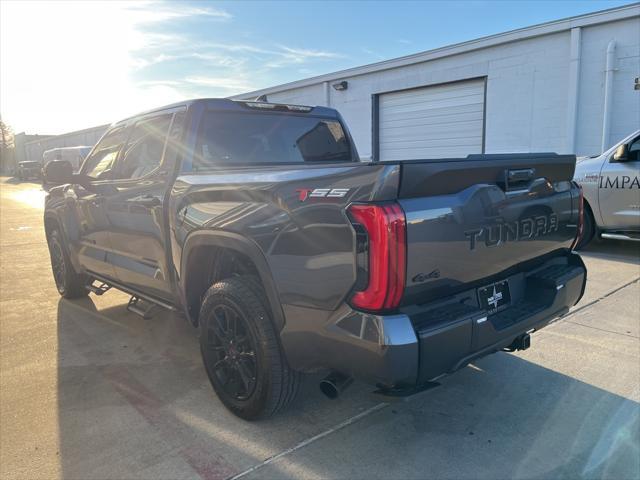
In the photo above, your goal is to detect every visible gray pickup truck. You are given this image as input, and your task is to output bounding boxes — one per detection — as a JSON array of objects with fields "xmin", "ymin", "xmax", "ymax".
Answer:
[{"xmin": 43, "ymin": 99, "xmax": 587, "ymax": 419}]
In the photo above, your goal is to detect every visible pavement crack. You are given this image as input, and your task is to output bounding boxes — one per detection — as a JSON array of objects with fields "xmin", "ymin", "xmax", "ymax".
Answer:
[
  {"xmin": 554, "ymin": 276, "xmax": 640, "ymax": 338},
  {"xmin": 564, "ymin": 277, "xmax": 640, "ymax": 319},
  {"xmin": 562, "ymin": 320, "xmax": 639, "ymax": 338}
]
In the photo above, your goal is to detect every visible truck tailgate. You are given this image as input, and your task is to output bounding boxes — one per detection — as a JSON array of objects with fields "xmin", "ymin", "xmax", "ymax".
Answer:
[{"xmin": 397, "ymin": 154, "xmax": 579, "ymax": 305}]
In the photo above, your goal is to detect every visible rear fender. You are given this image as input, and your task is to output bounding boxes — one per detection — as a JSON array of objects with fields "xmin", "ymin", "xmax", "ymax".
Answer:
[{"xmin": 180, "ymin": 230, "xmax": 285, "ymax": 330}]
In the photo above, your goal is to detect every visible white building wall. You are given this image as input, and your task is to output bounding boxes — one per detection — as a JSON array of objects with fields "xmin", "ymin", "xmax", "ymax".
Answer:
[
  {"xmin": 24, "ymin": 124, "xmax": 108, "ymax": 163},
  {"xmin": 484, "ymin": 31, "xmax": 570, "ymax": 154},
  {"xmin": 577, "ymin": 17, "xmax": 640, "ymax": 155},
  {"xmin": 256, "ymin": 14, "xmax": 639, "ymax": 159}
]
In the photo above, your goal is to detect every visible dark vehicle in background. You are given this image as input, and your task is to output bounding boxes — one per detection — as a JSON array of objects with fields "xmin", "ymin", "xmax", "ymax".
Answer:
[
  {"xmin": 43, "ymin": 99, "xmax": 587, "ymax": 420},
  {"xmin": 17, "ymin": 161, "xmax": 42, "ymax": 181}
]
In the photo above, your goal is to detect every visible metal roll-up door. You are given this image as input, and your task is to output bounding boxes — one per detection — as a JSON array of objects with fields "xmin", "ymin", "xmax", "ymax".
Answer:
[{"xmin": 378, "ymin": 78, "xmax": 485, "ymax": 161}]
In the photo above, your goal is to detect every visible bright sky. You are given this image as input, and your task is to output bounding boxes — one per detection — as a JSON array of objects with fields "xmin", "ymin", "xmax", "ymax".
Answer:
[{"xmin": 0, "ymin": 0, "xmax": 632, "ymax": 135}]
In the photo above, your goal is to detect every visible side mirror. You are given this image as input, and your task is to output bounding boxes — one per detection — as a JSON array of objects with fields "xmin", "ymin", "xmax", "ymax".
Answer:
[
  {"xmin": 613, "ymin": 144, "xmax": 629, "ymax": 162},
  {"xmin": 44, "ymin": 160, "xmax": 74, "ymax": 185}
]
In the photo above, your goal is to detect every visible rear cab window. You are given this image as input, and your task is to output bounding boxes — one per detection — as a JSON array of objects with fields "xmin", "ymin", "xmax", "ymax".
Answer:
[{"xmin": 193, "ymin": 109, "xmax": 355, "ymax": 170}]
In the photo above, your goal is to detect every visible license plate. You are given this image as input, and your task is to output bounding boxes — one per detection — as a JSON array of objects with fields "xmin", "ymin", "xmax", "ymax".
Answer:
[{"xmin": 478, "ymin": 280, "xmax": 511, "ymax": 314}]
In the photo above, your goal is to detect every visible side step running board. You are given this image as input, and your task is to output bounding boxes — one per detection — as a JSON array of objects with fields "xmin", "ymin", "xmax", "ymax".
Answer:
[
  {"xmin": 86, "ymin": 282, "xmax": 111, "ymax": 296},
  {"xmin": 127, "ymin": 296, "xmax": 156, "ymax": 319},
  {"xmin": 85, "ymin": 272, "xmax": 179, "ymax": 319},
  {"xmin": 601, "ymin": 233, "xmax": 640, "ymax": 242}
]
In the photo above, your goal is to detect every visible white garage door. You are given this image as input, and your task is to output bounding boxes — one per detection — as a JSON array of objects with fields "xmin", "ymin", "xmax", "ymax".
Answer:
[{"xmin": 378, "ymin": 79, "xmax": 485, "ymax": 161}]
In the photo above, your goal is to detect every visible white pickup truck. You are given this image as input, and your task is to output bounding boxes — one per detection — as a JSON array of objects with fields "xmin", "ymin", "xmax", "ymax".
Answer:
[{"xmin": 574, "ymin": 130, "xmax": 640, "ymax": 248}]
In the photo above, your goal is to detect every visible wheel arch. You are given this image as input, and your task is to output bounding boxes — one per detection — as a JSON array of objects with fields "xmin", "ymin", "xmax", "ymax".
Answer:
[
  {"xmin": 181, "ymin": 230, "xmax": 285, "ymax": 330},
  {"xmin": 583, "ymin": 197, "xmax": 599, "ymax": 235},
  {"xmin": 583, "ymin": 197, "xmax": 596, "ymax": 225}
]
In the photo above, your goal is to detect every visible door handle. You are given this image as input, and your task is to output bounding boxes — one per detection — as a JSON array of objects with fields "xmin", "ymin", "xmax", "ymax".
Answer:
[
  {"xmin": 504, "ymin": 168, "xmax": 536, "ymax": 191},
  {"xmin": 507, "ymin": 168, "xmax": 535, "ymax": 182}
]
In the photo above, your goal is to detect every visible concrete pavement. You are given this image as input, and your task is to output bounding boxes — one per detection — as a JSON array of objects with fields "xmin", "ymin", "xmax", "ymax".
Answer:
[{"xmin": 1, "ymin": 177, "xmax": 638, "ymax": 480}]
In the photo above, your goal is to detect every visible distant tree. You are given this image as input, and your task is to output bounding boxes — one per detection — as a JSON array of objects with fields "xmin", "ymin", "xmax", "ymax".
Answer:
[
  {"xmin": 0, "ymin": 119, "xmax": 15, "ymax": 173},
  {"xmin": 0, "ymin": 120, "xmax": 14, "ymax": 149}
]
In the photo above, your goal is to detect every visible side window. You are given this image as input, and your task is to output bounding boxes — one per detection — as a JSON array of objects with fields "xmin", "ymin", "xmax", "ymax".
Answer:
[
  {"xmin": 82, "ymin": 127, "xmax": 128, "ymax": 179},
  {"xmin": 163, "ymin": 111, "xmax": 186, "ymax": 171},
  {"xmin": 628, "ymin": 137, "xmax": 640, "ymax": 162},
  {"xmin": 115, "ymin": 113, "xmax": 173, "ymax": 180}
]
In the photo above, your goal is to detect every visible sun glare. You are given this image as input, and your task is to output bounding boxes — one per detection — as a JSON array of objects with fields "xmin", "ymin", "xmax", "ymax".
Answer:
[{"xmin": 0, "ymin": 1, "xmax": 184, "ymax": 135}]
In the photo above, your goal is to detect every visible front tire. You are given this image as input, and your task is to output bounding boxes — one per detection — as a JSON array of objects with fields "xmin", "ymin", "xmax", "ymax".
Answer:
[
  {"xmin": 199, "ymin": 276, "xmax": 300, "ymax": 420},
  {"xmin": 47, "ymin": 229, "xmax": 89, "ymax": 298},
  {"xmin": 576, "ymin": 205, "xmax": 596, "ymax": 250}
]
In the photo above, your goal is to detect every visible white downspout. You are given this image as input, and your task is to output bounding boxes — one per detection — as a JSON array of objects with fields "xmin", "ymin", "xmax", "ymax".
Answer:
[
  {"xmin": 323, "ymin": 81, "xmax": 330, "ymax": 107},
  {"xmin": 566, "ymin": 27, "xmax": 581, "ymax": 154},
  {"xmin": 601, "ymin": 40, "xmax": 616, "ymax": 152}
]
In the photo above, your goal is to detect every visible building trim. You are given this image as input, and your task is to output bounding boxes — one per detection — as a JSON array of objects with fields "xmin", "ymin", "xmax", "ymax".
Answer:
[{"xmin": 232, "ymin": 4, "xmax": 639, "ymax": 100}]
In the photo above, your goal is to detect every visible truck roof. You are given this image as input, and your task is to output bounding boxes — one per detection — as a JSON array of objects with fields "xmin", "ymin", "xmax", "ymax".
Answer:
[{"xmin": 114, "ymin": 98, "xmax": 339, "ymax": 126}]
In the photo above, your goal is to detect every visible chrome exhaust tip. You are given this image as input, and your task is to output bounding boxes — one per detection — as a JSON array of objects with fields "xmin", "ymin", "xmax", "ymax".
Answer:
[{"xmin": 319, "ymin": 372, "xmax": 353, "ymax": 399}]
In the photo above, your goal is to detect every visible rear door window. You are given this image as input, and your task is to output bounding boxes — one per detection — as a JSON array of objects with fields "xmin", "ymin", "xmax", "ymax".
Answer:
[
  {"xmin": 194, "ymin": 112, "xmax": 353, "ymax": 169},
  {"xmin": 162, "ymin": 110, "xmax": 186, "ymax": 171},
  {"xmin": 82, "ymin": 127, "xmax": 128, "ymax": 179},
  {"xmin": 115, "ymin": 113, "xmax": 173, "ymax": 179}
]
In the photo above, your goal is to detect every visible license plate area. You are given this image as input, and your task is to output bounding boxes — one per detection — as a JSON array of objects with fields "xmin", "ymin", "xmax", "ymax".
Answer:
[{"xmin": 478, "ymin": 280, "xmax": 511, "ymax": 314}]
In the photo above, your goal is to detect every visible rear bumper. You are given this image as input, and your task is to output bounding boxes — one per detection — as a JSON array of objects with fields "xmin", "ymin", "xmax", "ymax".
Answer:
[{"xmin": 280, "ymin": 252, "xmax": 586, "ymax": 389}]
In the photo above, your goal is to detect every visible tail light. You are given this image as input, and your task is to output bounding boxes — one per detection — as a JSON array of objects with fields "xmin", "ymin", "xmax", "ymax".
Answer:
[
  {"xmin": 570, "ymin": 184, "xmax": 584, "ymax": 250},
  {"xmin": 347, "ymin": 203, "xmax": 406, "ymax": 312}
]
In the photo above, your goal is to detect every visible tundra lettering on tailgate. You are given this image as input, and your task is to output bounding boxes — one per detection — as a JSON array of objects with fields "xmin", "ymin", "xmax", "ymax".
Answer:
[{"xmin": 464, "ymin": 214, "xmax": 559, "ymax": 250}]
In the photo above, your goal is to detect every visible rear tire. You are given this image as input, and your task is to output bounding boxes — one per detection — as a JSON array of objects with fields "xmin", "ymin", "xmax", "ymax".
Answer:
[
  {"xmin": 576, "ymin": 205, "xmax": 595, "ymax": 250},
  {"xmin": 199, "ymin": 276, "xmax": 300, "ymax": 420},
  {"xmin": 47, "ymin": 229, "xmax": 89, "ymax": 298}
]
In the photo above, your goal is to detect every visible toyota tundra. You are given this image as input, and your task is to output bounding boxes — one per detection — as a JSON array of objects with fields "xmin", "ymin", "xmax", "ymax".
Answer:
[{"xmin": 43, "ymin": 99, "xmax": 587, "ymax": 419}]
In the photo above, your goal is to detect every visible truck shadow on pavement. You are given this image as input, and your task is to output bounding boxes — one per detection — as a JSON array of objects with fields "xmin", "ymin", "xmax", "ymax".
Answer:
[{"xmin": 56, "ymin": 297, "xmax": 639, "ymax": 480}]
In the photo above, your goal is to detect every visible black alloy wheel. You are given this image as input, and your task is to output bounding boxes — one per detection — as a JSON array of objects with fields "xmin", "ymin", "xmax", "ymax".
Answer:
[
  {"xmin": 47, "ymin": 229, "xmax": 89, "ymax": 298},
  {"xmin": 49, "ymin": 235, "xmax": 67, "ymax": 291},
  {"xmin": 199, "ymin": 276, "xmax": 300, "ymax": 420},
  {"xmin": 202, "ymin": 302, "xmax": 258, "ymax": 401}
]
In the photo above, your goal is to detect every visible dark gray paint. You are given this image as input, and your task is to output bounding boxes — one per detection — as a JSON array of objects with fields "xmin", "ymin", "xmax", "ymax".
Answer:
[{"xmin": 44, "ymin": 98, "xmax": 587, "ymax": 391}]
